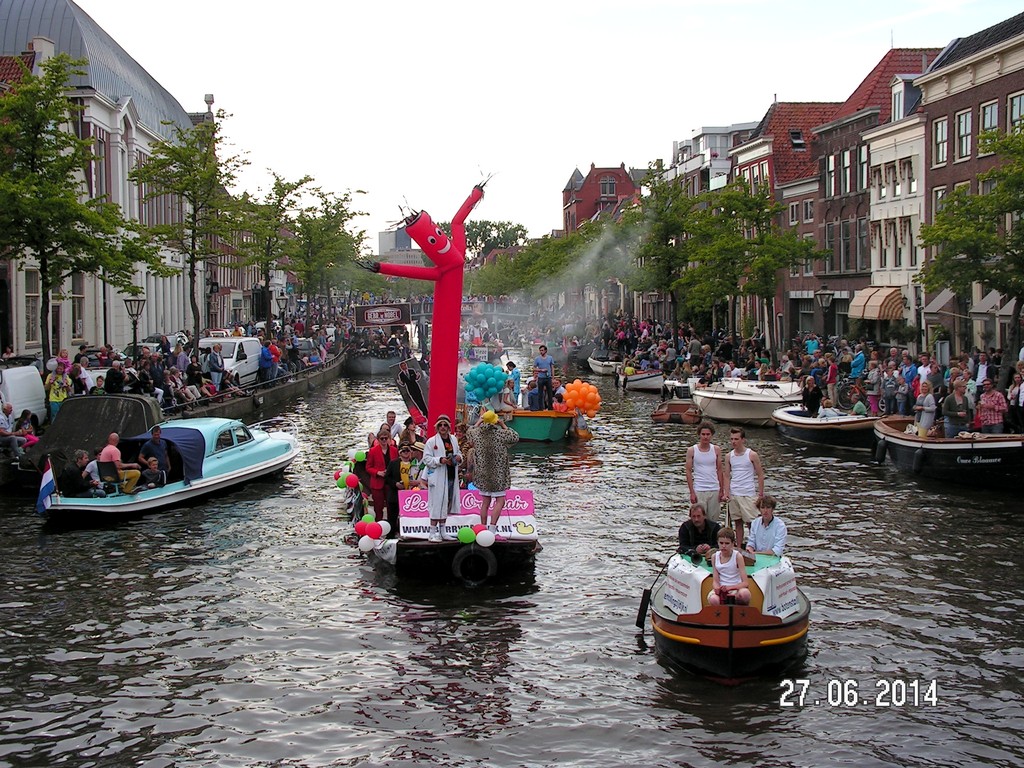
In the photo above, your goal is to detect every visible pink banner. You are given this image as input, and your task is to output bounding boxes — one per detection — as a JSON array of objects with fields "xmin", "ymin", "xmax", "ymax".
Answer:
[{"xmin": 397, "ymin": 488, "xmax": 538, "ymax": 540}]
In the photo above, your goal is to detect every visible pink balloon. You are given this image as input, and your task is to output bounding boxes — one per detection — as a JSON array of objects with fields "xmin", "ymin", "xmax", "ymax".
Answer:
[
  {"xmin": 333, "ymin": 470, "xmax": 342, "ymax": 481},
  {"xmin": 366, "ymin": 522, "xmax": 383, "ymax": 539},
  {"xmin": 472, "ymin": 524, "xmax": 487, "ymax": 533},
  {"xmin": 354, "ymin": 521, "xmax": 367, "ymax": 536},
  {"xmin": 345, "ymin": 473, "xmax": 359, "ymax": 488}
]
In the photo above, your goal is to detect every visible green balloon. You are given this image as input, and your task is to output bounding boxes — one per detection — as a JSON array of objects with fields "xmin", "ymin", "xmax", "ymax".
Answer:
[
  {"xmin": 361, "ymin": 513, "xmax": 375, "ymax": 523},
  {"xmin": 355, "ymin": 450, "xmax": 367, "ymax": 462},
  {"xmin": 457, "ymin": 527, "xmax": 476, "ymax": 544},
  {"xmin": 336, "ymin": 478, "xmax": 346, "ymax": 489}
]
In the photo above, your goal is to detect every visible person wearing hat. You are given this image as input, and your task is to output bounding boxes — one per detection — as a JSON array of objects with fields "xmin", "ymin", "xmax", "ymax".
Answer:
[
  {"xmin": 384, "ymin": 441, "xmax": 423, "ymax": 535},
  {"xmin": 421, "ymin": 414, "xmax": 461, "ymax": 542},
  {"xmin": 468, "ymin": 409, "xmax": 519, "ymax": 535}
]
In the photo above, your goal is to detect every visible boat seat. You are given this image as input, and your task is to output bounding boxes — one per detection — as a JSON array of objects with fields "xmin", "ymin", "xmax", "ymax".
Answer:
[
  {"xmin": 700, "ymin": 567, "xmax": 765, "ymax": 612},
  {"xmin": 96, "ymin": 460, "xmax": 126, "ymax": 494}
]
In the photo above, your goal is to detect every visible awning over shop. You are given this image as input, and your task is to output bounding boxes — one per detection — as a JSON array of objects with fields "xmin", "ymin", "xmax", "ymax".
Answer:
[
  {"xmin": 922, "ymin": 288, "xmax": 957, "ymax": 317},
  {"xmin": 969, "ymin": 289, "xmax": 1003, "ymax": 316},
  {"xmin": 996, "ymin": 298, "xmax": 1018, "ymax": 318},
  {"xmin": 848, "ymin": 286, "xmax": 906, "ymax": 320}
]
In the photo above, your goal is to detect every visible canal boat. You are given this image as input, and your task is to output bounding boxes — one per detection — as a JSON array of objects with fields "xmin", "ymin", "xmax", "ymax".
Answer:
[
  {"xmin": 587, "ymin": 352, "xmax": 620, "ymax": 376},
  {"xmin": 343, "ymin": 349, "xmax": 405, "ymax": 375},
  {"xmin": 691, "ymin": 380, "xmax": 803, "ymax": 427},
  {"xmin": 640, "ymin": 552, "xmax": 810, "ymax": 681},
  {"xmin": 617, "ymin": 369, "xmax": 666, "ymax": 392},
  {"xmin": 43, "ymin": 417, "xmax": 298, "ymax": 520},
  {"xmin": 507, "ymin": 409, "xmax": 573, "ymax": 441},
  {"xmin": 771, "ymin": 406, "xmax": 879, "ymax": 451},
  {"xmin": 359, "ymin": 488, "xmax": 540, "ymax": 586},
  {"xmin": 873, "ymin": 415, "xmax": 1024, "ymax": 489},
  {"xmin": 651, "ymin": 399, "xmax": 701, "ymax": 425}
]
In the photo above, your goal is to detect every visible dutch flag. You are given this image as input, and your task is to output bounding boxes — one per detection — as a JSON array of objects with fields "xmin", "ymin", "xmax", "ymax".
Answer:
[{"xmin": 36, "ymin": 457, "xmax": 55, "ymax": 516}]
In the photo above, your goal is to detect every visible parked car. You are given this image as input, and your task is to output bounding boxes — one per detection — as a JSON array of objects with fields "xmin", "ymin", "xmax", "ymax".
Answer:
[
  {"xmin": 141, "ymin": 332, "xmax": 190, "ymax": 350},
  {"xmin": 197, "ymin": 337, "xmax": 263, "ymax": 388}
]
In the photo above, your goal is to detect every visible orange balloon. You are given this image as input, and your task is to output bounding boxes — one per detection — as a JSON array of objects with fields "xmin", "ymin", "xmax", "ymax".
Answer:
[{"xmin": 587, "ymin": 409, "xmax": 597, "ymax": 418}]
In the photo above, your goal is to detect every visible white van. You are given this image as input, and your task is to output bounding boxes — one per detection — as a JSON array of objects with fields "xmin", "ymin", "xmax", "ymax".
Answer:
[
  {"xmin": 0, "ymin": 365, "xmax": 47, "ymax": 424},
  {"xmin": 197, "ymin": 337, "xmax": 263, "ymax": 387}
]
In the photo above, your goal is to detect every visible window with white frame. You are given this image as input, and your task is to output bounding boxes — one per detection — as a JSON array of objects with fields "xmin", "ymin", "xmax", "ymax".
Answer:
[
  {"xmin": 803, "ymin": 233, "xmax": 815, "ymax": 274},
  {"xmin": 599, "ymin": 176, "xmax": 616, "ymax": 197},
  {"xmin": 909, "ymin": 229, "xmax": 918, "ymax": 267},
  {"xmin": 956, "ymin": 110, "xmax": 972, "ymax": 159},
  {"xmin": 892, "ymin": 90, "xmax": 903, "ymax": 122},
  {"xmin": 877, "ymin": 167, "xmax": 886, "ymax": 199},
  {"xmin": 840, "ymin": 150, "xmax": 851, "ymax": 195},
  {"xmin": 858, "ymin": 146, "xmax": 869, "ymax": 190},
  {"xmin": 933, "ymin": 118, "xmax": 948, "ymax": 164},
  {"xmin": 825, "ymin": 155, "xmax": 835, "ymax": 197},
  {"xmin": 789, "ymin": 202, "xmax": 799, "ymax": 225},
  {"xmin": 841, "ymin": 220, "xmax": 852, "ymax": 271},
  {"xmin": 93, "ymin": 126, "xmax": 108, "ymax": 199},
  {"xmin": 890, "ymin": 163, "xmax": 901, "ymax": 197},
  {"xmin": 982, "ymin": 101, "xmax": 998, "ymax": 132},
  {"xmin": 981, "ymin": 178, "xmax": 997, "ymax": 195},
  {"xmin": 1010, "ymin": 93, "xmax": 1024, "ymax": 132},
  {"xmin": 903, "ymin": 159, "xmax": 917, "ymax": 195},
  {"xmin": 803, "ymin": 200, "xmax": 814, "ymax": 223},
  {"xmin": 879, "ymin": 222, "xmax": 887, "ymax": 268},
  {"xmin": 932, "ymin": 186, "xmax": 946, "ymax": 217},
  {"xmin": 71, "ymin": 273, "xmax": 85, "ymax": 339},
  {"xmin": 892, "ymin": 222, "xmax": 902, "ymax": 268},
  {"xmin": 826, "ymin": 222, "xmax": 836, "ymax": 272},
  {"xmin": 25, "ymin": 270, "xmax": 39, "ymax": 343}
]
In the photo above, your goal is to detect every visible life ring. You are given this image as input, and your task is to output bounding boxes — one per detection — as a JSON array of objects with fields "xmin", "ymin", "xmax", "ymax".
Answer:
[
  {"xmin": 874, "ymin": 438, "xmax": 887, "ymax": 464},
  {"xmin": 912, "ymin": 447, "xmax": 925, "ymax": 474},
  {"xmin": 451, "ymin": 544, "xmax": 498, "ymax": 585}
]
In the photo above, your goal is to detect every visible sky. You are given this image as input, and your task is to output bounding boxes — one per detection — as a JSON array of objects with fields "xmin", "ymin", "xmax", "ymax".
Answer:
[{"xmin": 72, "ymin": 0, "xmax": 1024, "ymax": 252}]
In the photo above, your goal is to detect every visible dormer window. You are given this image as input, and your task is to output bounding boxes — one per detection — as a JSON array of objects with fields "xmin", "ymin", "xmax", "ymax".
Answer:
[
  {"xmin": 789, "ymin": 130, "xmax": 805, "ymax": 150},
  {"xmin": 600, "ymin": 176, "xmax": 616, "ymax": 197},
  {"xmin": 892, "ymin": 90, "xmax": 903, "ymax": 121}
]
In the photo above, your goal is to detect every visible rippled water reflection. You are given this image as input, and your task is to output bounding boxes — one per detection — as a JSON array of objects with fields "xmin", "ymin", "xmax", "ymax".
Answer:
[{"xmin": 2, "ymin": 363, "xmax": 1024, "ymax": 767}]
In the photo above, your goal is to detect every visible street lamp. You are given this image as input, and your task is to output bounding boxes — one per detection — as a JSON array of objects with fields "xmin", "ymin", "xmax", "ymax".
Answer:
[
  {"xmin": 124, "ymin": 297, "xmax": 146, "ymax": 361},
  {"xmin": 814, "ymin": 284, "xmax": 834, "ymax": 336},
  {"xmin": 276, "ymin": 294, "xmax": 288, "ymax": 318}
]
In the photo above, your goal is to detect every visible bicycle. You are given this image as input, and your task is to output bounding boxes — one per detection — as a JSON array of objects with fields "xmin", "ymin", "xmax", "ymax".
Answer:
[{"xmin": 837, "ymin": 374, "xmax": 886, "ymax": 413}]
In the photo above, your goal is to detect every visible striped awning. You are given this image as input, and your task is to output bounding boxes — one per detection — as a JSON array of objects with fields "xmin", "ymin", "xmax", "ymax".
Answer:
[{"xmin": 848, "ymin": 286, "xmax": 906, "ymax": 320}]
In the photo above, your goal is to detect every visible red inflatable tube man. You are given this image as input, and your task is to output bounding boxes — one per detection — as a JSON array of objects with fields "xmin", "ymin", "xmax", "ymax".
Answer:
[{"xmin": 367, "ymin": 184, "xmax": 484, "ymax": 435}]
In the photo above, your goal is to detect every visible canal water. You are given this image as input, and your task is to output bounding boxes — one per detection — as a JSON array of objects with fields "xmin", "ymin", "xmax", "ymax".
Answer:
[{"xmin": 2, "ymin": 360, "xmax": 1023, "ymax": 767}]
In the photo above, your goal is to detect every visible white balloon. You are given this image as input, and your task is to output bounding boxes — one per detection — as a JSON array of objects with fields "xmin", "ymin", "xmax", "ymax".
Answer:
[
  {"xmin": 378, "ymin": 520, "xmax": 392, "ymax": 536},
  {"xmin": 476, "ymin": 530, "xmax": 496, "ymax": 547},
  {"xmin": 347, "ymin": 448, "xmax": 357, "ymax": 461},
  {"xmin": 358, "ymin": 535, "xmax": 375, "ymax": 552}
]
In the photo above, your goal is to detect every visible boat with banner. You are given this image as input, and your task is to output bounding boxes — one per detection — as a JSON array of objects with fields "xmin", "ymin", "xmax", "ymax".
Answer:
[
  {"xmin": 639, "ymin": 552, "xmax": 810, "ymax": 681},
  {"xmin": 43, "ymin": 417, "xmax": 298, "ymax": 520},
  {"xmin": 691, "ymin": 380, "xmax": 803, "ymax": 427},
  {"xmin": 771, "ymin": 406, "xmax": 879, "ymax": 451},
  {"xmin": 873, "ymin": 415, "xmax": 1024, "ymax": 489},
  {"xmin": 360, "ymin": 488, "xmax": 541, "ymax": 586}
]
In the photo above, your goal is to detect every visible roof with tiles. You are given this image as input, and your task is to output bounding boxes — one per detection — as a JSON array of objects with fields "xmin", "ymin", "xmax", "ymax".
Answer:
[
  {"xmin": 0, "ymin": 51, "xmax": 35, "ymax": 83},
  {"xmin": 743, "ymin": 102, "xmax": 841, "ymax": 185},
  {"xmin": 831, "ymin": 48, "xmax": 941, "ymax": 123},
  {"xmin": 927, "ymin": 11, "xmax": 1024, "ymax": 72}
]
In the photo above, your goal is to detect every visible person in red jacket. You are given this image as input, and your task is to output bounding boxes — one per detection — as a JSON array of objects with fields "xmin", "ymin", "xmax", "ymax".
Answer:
[{"xmin": 366, "ymin": 427, "xmax": 398, "ymax": 521}]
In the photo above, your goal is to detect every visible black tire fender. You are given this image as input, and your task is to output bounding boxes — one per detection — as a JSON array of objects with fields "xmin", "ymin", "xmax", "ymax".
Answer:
[
  {"xmin": 874, "ymin": 438, "xmax": 887, "ymax": 464},
  {"xmin": 451, "ymin": 543, "xmax": 498, "ymax": 586},
  {"xmin": 912, "ymin": 447, "xmax": 925, "ymax": 474}
]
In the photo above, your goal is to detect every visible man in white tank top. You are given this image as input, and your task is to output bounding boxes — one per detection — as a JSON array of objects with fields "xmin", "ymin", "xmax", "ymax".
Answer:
[
  {"xmin": 685, "ymin": 421, "xmax": 725, "ymax": 522},
  {"xmin": 723, "ymin": 426, "xmax": 764, "ymax": 547}
]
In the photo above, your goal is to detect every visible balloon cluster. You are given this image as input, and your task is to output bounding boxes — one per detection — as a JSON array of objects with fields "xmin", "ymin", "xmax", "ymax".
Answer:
[
  {"xmin": 465, "ymin": 362, "xmax": 507, "ymax": 402},
  {"xmin": 334, "ymin": 468, "xmax": 360, "ymax": 489},
  {"xmin": 563, "ymin": 379, "xmax": 602, "ymax": 418},
  {"xmin": 455, "ymin": 524, "xmax": 496, "ymax": 548},
  {"xmin": 355, "ymin": 512, "xmax": 391, "ymax": 552}
]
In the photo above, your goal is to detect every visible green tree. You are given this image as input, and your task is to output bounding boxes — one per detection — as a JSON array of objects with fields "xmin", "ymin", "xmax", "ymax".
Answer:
[
  {"xmin": 436, "ymin": 219, "xmax": 529, "ymax": 260},
  {"xmin": 291, "ymin": 188, "xmax": 365, "ymax": 328},
  {"xmin": 236, "ymin": 172, "xmax": 314, "ymax": 325},
  {"xmin": 920, "ymin": 128, "xmax": 1024, "ymax": 386},
  {"xmin": 130, "ymin": 111, "xmax": 247, "ymax": 343},
  {"xmin": 0, "ymin": 53, "xmax": 163, "ymax": 359}
]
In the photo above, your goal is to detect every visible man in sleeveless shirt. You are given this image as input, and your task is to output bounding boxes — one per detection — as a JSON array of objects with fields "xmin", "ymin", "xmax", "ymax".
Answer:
[
  {"xmin": 723, "ymin": 426, "xmax": 764, "ymax": 547},
  {"xmin": 685, "ymin": 421, "xmax": 725, "ymax": 522}
]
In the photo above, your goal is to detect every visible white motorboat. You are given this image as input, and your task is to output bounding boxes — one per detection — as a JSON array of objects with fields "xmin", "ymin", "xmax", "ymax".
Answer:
[
  {"xmin": 587, "ymin": 355, "xmax": 619, "ymax": 376},
  {"xmin": 771, "ymin": 406, "xmax": 879, "ymax": 451},
  {"xmin": 691, "ymin": 380, "xmax": 802, "ymax": 426},
  {"xmin": 617, "ymin": 368, "xmax": 666, "ymax": 392}
]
